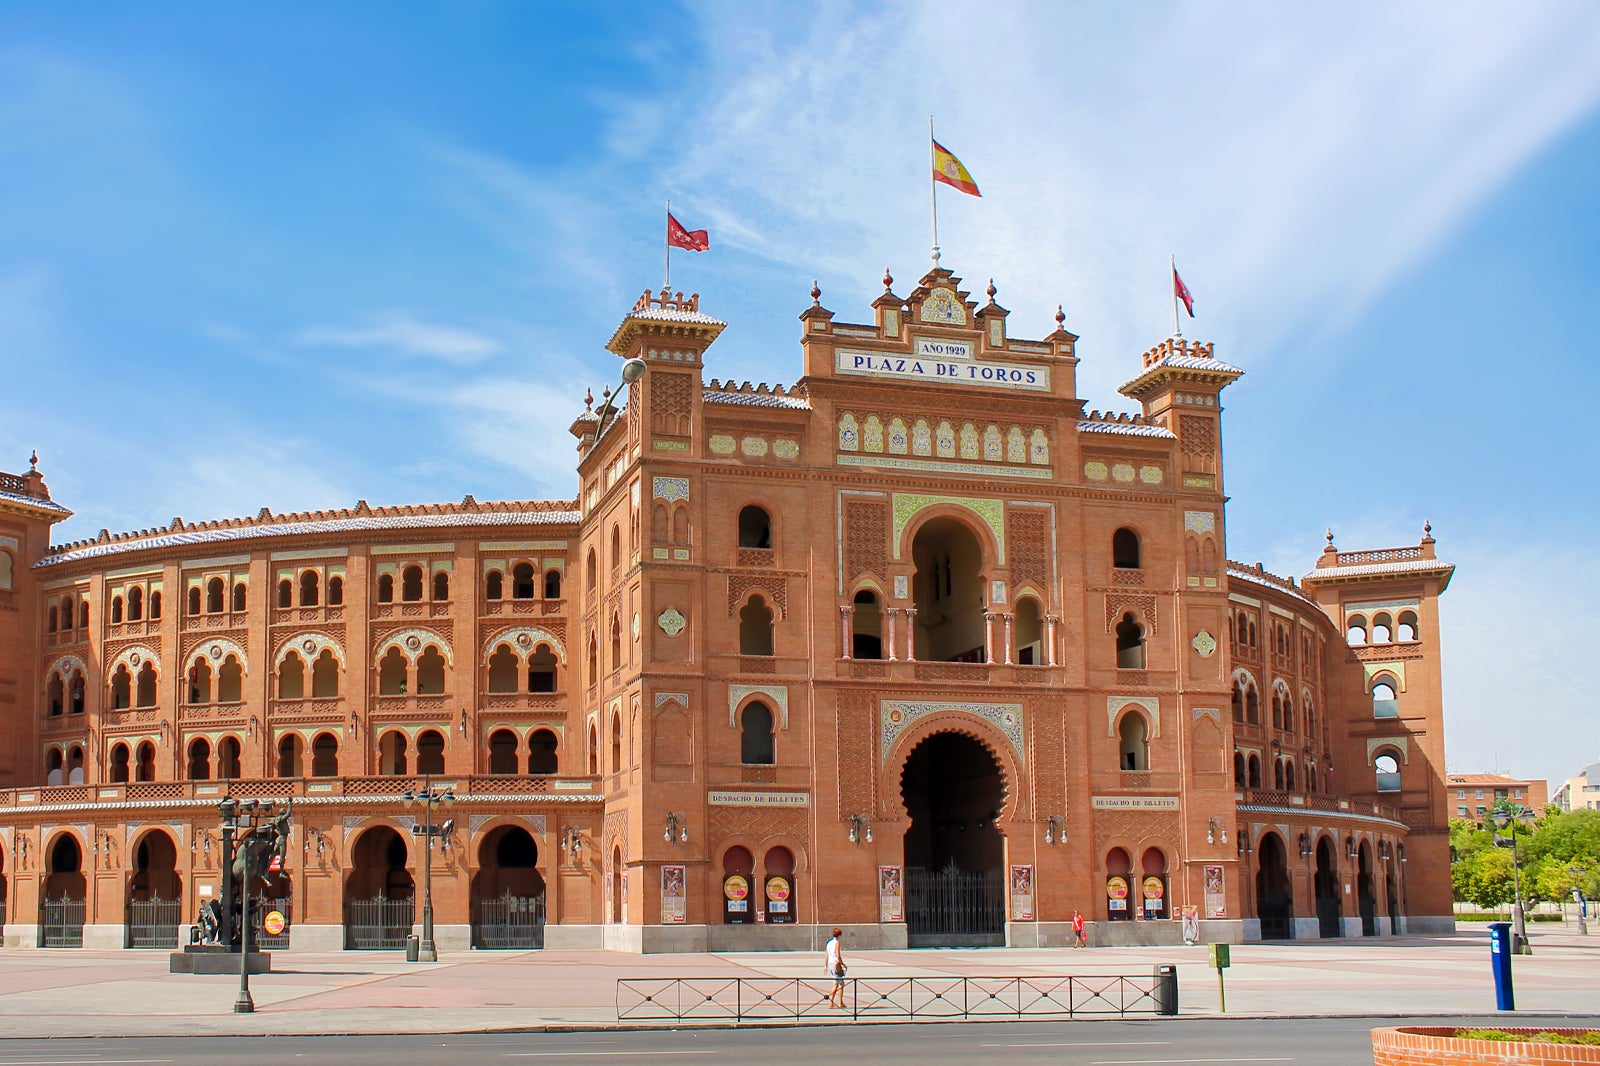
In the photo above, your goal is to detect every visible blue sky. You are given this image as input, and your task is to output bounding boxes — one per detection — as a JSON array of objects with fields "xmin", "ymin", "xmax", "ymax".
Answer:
[{"xmin": 3, "ymin": 3, "xmax": 1598, "ymax": 790}]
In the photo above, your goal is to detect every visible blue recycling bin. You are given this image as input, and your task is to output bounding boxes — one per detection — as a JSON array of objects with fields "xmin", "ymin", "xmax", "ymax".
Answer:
[{"xmin": 1488, "ymin": 921, "xmax": 1515, "ymax": 1011}]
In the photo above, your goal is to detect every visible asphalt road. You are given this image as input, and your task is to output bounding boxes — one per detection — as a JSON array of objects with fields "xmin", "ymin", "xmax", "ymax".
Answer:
[{"xmin": 0, "ymin": 1017, "xmax": 1594, "ymax": 1066}]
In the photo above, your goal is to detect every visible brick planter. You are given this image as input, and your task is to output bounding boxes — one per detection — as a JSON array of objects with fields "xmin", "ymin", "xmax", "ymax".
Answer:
[{"xmin": 1373, "ymin": 1027, "xmax": 1600, "ymax": 1064}]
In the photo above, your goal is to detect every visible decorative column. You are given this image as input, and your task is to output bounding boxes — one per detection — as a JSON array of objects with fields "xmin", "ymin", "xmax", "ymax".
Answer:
[
  {"xmin": 886, "ymin": 608, "xmax": 899, "ymax": 662},
  {"xmin": 1044, "ymin": 613, "xmax": 1059, "ymax": 666},
  {"xmin": 983, "ymin": 610, "xmax": 995, "ymax": 664},
  {"xmin": 903, "ymin": 607, "xmax": 918, "ymax": 662},
  {"xmin": 839, "ymin": 604, "xmax": 854, "ymax": 660},
  {"xmin": 1003, "ymin": 613, "xmax": 1014, "ymax": 665}
]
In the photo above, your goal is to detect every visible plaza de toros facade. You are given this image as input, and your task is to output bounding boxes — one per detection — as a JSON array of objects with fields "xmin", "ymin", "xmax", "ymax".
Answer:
[{"xmin": 0, "ymin": 265, "xmax": 1456, "ymax": 952}]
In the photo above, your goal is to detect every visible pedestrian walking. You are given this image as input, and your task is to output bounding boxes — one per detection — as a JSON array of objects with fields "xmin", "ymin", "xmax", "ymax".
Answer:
[
  {"xmin": 1073, "ymin": 909, "xmax": 1087, "ymax": 948},
  {"xmin": 824, "ymin": 927, "xmax": 847, "ymax": 1008}
]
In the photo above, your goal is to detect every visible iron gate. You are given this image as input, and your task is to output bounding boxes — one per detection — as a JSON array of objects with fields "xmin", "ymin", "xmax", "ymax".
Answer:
[
  {"xmin": 345, "ymin": 895, "xmax": 414, "ymax": 950},
  {"xmin": 906, "ymin": 865, "xmax": 1005, "ymax": 946},
  {"xmin": 260, "ymin": 897, "xmax": 292, "ymax": 949},
  {"xmin": 127, "ymin": 897, "xmax": 182, "ymax": 949},
  {"xmin": 40, "ymin": 898, "xmax": 85, "ymax": 948},
  {"xmin": 471, "ymin": 892, "xmax": 547, "ymax": 949}
]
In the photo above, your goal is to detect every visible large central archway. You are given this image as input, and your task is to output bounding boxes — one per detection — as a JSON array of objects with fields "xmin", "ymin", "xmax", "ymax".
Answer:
[{"xmin": 900, "ymin": 731, "xmax": 1005, "ymax": 946}]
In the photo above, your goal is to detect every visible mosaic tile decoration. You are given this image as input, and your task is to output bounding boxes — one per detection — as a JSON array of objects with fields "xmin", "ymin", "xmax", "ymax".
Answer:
[
  {"xmin": 892, "ymin": 494, "xmax": 1005, "ymax": 563},
  {"xmin": 729, "ymin": 684, "xmax": 789, "ymax": 729},
  {"xmin": 880, "ymin": 700, "xmax": 1025, "ymax": 767}
]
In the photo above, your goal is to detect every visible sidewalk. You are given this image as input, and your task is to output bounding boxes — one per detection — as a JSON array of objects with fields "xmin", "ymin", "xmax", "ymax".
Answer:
[{"xmin": 0, "ymin": 928, "xmax": 1595, "ymax": 1038}]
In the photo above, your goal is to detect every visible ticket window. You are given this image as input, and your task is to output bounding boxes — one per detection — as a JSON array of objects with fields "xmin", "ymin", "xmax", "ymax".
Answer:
[
  {"xmin": 764, "ymin": 846, "xmax": 796, "ymax": 924},
  {"xmin": 1106, "ymin": 847, "xmax": 1134, "ymax": 921},
  {"xmin": 723, "ymin": 846, "xmax": 755, "ymax": 924}
]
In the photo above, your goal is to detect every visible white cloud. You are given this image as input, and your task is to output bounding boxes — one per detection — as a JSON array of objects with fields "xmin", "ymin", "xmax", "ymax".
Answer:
[{"xmin": 296, "ymin": 313, "xmax": 504, "ymax": 364}]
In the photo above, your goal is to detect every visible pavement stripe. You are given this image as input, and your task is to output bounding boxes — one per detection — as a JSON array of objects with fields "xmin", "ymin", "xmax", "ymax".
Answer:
[
  {"xmin": 1089, "ymin": 1059, "xmax": 1294, "ymax": 1065},
  {"xmin": 985, "ymin": 1043, "xmax": 1174, "ymax": 1048},
  {"xmin": 505, "ymin": 1054, "xmax": 706, "ymax": 1059}
]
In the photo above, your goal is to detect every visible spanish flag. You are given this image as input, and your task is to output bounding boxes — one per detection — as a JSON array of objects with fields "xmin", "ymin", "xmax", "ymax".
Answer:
[{"xmin": 932, "ymin": 139, "xmax": 981, "ymax": 197}]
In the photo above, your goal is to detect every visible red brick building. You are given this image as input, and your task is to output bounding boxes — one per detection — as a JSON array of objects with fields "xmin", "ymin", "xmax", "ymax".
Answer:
[{"xmin": 0, "ymin": 266, "xmax": 1454, "ymax": 951}]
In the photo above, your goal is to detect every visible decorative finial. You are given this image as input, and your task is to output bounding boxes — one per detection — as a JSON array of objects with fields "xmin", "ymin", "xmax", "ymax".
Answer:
[
  {"xmin": 986, "ymin": 278, "xmax": 997, "ymax": 302},
  {"xmin": 810, "ymin": 280, "xmax": 821, "ymax": 306},
  {"xmin": 1326, "ymin": 529, "xmax": 1334, "ymax": 546},
  {"xmin": 1055, "ymin": 304, "xmax": 1065, "ymax": 328},
  {"xmin": 1423, "ymin": 519, "xmax": 1431, "ymax": 536},
  {"xmin": 583, "ymin": 388, "xmax": 593, "ymax": 412},
  {"xmin": 883, "ymin": 268, "xmax": 893, "ymax": 291},
  {"xmin": 29, "ymin": 449, "xmax": 38, "ymax": 471}
]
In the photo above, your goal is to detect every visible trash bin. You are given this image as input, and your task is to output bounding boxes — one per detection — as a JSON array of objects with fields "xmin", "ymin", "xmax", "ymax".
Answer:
[
  {"xmin": 1487, "ymin": 922, "xmax": 1514, "ymax": 1011},
  {"xmin": 1153, "ymin": 963, "xmax": 1179, "ymax": 1015},
  {"xmin": 405, "ymin": 934, "xmax": 421, "ymax": 962}
]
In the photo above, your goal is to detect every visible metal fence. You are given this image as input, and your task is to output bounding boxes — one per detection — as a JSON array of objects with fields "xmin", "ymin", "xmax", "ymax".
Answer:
[
  {"xmin": 471, "ymin": 892, "xmax": 546, "ymax": 949},
  {"xmin": 345, "ymin": 895, "xmax": 414, "ymax": 950},
  {"xmin": 260, "ymin": 897, "xmax": 292, "ymax": 949},
  {"xmin": 905, "ymin": 866, "xmax": 1005, "ymax": 944},
  {"xmin": 40, "ymin": 898, "xmax": 86, "ymax": 948},
  {"xmin": 127, "ymin": 897, "xmax": 182, "ymax": 949},
  {"xmin": 618, "ymin": 972, "xmax": 1174, "ymax": 1023}
]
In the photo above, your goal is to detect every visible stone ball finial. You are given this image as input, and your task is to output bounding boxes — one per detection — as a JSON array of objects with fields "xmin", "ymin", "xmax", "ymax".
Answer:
[
  {"xmin": 883, "ymin": 268, "xmax": 893, "ymax": 291},
  {"xmin": 1055, "ymin": 304, "xmax": 1066, "ymax": 327},
  {"xmin": 1326, "ymin": 528, "xmax": 1334, "ymax": 545},
  {"xmin": 811, "ymin": 280, "xmax": 821, "ymax": 306},
  {"xmin": 584, "ymin": 388, "xmax": 594, "ymax": 411},
  {"xmin": 29, "ymin": 449, "xmax": 39, "ymax": 470},
  {"xmin": 986, "ymin": 278, "xmax": 997, "ymax": 301}
]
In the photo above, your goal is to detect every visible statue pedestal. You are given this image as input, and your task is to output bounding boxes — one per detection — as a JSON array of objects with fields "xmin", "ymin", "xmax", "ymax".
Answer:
[{"xmin": 170, "ymin": 945, "xmax": 272, "ymax": 974}]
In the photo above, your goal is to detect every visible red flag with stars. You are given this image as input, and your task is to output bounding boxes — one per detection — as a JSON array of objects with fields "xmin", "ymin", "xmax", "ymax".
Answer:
[
  {"xmin": 1173, "ymin": 265, "xmax": 1195, "ymax": 317},
  {"xmin": 667, "ymin": 213, "xmax": 709, "ymax": 252}
]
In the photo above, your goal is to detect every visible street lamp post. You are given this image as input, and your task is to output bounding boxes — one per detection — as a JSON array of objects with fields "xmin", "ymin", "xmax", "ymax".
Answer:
[
  {"xmin": 403, "ymin": 782, "xmax": 455, "ymax": 962},
  {"xmin": 218, "ymin": 797, "xmax": 289, "ymax": 1014},
  {"xmin": 1491, "ymin": 803, "xmax": 1536, "ymax": 955}
]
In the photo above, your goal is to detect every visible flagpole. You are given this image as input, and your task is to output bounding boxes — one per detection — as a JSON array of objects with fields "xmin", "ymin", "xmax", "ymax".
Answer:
[
  {"xmin": 1171, "ymin": 254, "xmax": 1182, "ymax": 338},
  {"xmin": 929, "ymin": 116, "xmax": 940, "ymax": 267},
  {"xmin": 664, "ymin": 199, "xmax": 672, "ymax": 294}
]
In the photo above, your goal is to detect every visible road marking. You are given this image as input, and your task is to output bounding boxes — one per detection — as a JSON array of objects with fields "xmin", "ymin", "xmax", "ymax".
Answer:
[
  {"xmin": 985, "ymin": 1043, "xmax": 1174, "ymax": 1049},
  {"xmin": 1089, "ymin": 1059, "xmax": 1294, "ymax": 1065},
  {"xmin": 0, "ymin": 1061, "xmax": 175, "ymax": 1065},
  {"xmin": 505, "ymin": 1054, "xmax": 705, "ymax": 1059}
]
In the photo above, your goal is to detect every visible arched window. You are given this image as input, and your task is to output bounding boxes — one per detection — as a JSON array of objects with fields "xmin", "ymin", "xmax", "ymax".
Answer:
[
  {"xmin": 1346, "ymin": 615, "xmax": 1367, "ymax": 646},
  {"xmin": 1247, "ymin": 753, "xmax": 1262, "ymax": 788},
  {"xmin": 1231, "ymin": 681, "xmax": 1245, "ymax": 722},
  {"xmin": 851, "ymin": 590, "xmax": 883, "ymax": 660},
  {"xmin": 1282, "ymin": 696, "xmax": 1295, "ymax": 733},
  {"xmin": 1285, "ymin": 759, "xmax": 1297, "ymax": 791},
  {"xmin": 110, "ymin": 596, "xmax": 123, "ymax": 624},
  {"xmin": 207, "ymin": 577, "xmax": 225, "ymax": 614},
  {"xmin": 277, "ymin": 579, "xmax": 293, "ymax": 609},
  {"xmin": 1273, "ymin": 759, "xmax": 1285, "ymax": 790},
  {"xmin": 189, "ymin": 659, "xmax": 212, "ymax": 705},
  {"xmin": 311, "ymin": 649, "xmax": 339, "ymax": 697},
  {"xmin": 218, "ymin": 736, "xmax": 241, "ymax": 779},
  {"xmin": 312, "ymin": 733, "xmax": 338, "ymax": 777},
  {"xmin": 417, "ymin": 729, "xmax": 445, "ymax": 775},
  {"xmin": 0, "ymin": 550, "xmax": 11, "ymax": 590},
  {"xmin": 487, "ymin": 645, "xmax": 519, "ymax": 693},
  {"xmin": 326, "ymin": 576, "xmax": 343, "ymax": 606},
  {"xmin": 216, "ymin": 655, "xmax": 242, "ymax": 702},
  {"xmin": 433, "ymin": 571, "xmax": 449, "ymax": 601},
  {"xmin": 401, "ymin": 566, "xmax": 424, "ymax": 602},
  {"xmin": 1371, "ymin": 612, "xmax": 1392, "ymax": 644},
  {"xmin": 110, "ymin": 743, "xmax": 131, "ymax": 783},
  {"xmin": 299, "ymin": 570, "xmax": 319, "ymax": 607},
  {"xmin": 512, "ymin": 563, "xmax": 535, "ymax": 599},
  {"xmin": 1308, "ymin": 763, "xmax": 1318, "ymax": 793},
  {"xmin": 136, "ymin": 741, "xmax": 156, "ymax": 782},
  {"xmin": 1112, "ymin": 527, "xmax": 1141, "ymax": 569},
  {"xmin": 528, "ymin": 645, "xmax": 557, "ymax": 693},
  {"xmin": 46, "ymin": 748, "xmax": 64, "ymax": 785},
  {"xmin": 1118, "ymin": 711, "xmax": 1148, "ymax": 771},
  {"xmin": 278, "ymin": 652, "xmax": 305, "ymax": 699},
  {"xmin": 78, "ymin": 599, "xmax": 88, "ymax": 628},
  {"xmin": 740, "ymin": 702, "xmax": 775, "ymax": 765},
  {"xmin": 111, "ymin": 664, "xmax": 132, "ymax": 709},
  {"xmin": 149, "ymin": 590, "xmax": 161, "ymax": 620},
  {"xmin": 232, "ymin": 582, "xmax": 247, "ymax": 612},
  {"xmin": 1246, "ymin": 683, "xmax": 1260, "ymax": 724},
  {"xmin": 1233, "ymin": 750, "xmax": 1246, "ymax": 788},
  {"xmin": 610, "ymin": 712, "xmax": 622, "ymax": 775},
  {"xmin": 738, "ymin": 505, "xmax": 772, "ymax": 549},
  {"xmin": 60, "ymin": 595, "xmax": 74, "ymax": 629},
  {"xmin": 377, "ymin": 647, "xmax": 408, "ymax": 695},
  {"xmin": 544, "ymin": 570, "xmax": 562, "ymax": 599},
  {"xmin": 70, "ymin": 675, "xmax": 84, "ymax": 714},
  {"xmin": 1374, "ymin": 751, "xmax": 1402, "ymax": 793},
  {"xmin": 416, "ymin": 647, "xmax": 445, "ymax": 695},
  {"xmin": 188, "ymin": 738, "xmax": 211, "ymax": 780},
  {"xmin": 585, "ymin": 548, "xmax": 597, "ymax": 590},
  {"xmin": 1115, "ymin": 612, "xmax": 1146, "ymax": 669},
  {"xmin": 586, "ymin": 633, "xmax": 597, "ymax": 687},
  {"xmin": 528, "ymin": 728, "xmax": 559, "ymax": 774},
  {"xmin": 488, "ymin": 729, "xmax": 518, "ymax": 774},
  {"xmin": 485, "ymin": 571, "xmax": 504, "ymax": 600},
  {"xmin": 277, "ymin": 734, "xmax": 304, "ymax": 777},
  {"xmin": 587, "ymin": 722, "xmax": 599, "ymax": 775},
  {"xmin": 1303, "ymin": 697, "xmax": 1316, "ymax": 737},
  {"xmin": 1371, "ymin": 679, "xmax": 1398, "ymax": 719},
  {"xmin": 377, "ymin": 574, "xmax": 394, "ymax": 603},
  {"xmin": 1271, "ymin": 691, "xmax": 1282, "ymax": 730},
  {"xmin": 1014, "ymin": 596, "xmax": 1044, "ymax": 664},
  {"xmin": 135, "ymin": 662, "xmax": 157, "ymax": 707},
  {"xmin": 740, "ymin": 595, "xmax": 775, "ymax": 656},
  {"xmin": 609, "ymin": 524, "xmax": 621, "ymax": 572},
  {"xmin": 1397, "ymin": 610, "xmax": 1418, "ymax": 642},
  {"xmin": 378, "ymin": 731, "xmax": 407, "ymax": 775},
  {"xmin": 47, "ymin": 673, "xmax": 64, "ymax": 716},
  {"xmin": 610, "ymin": 613, "xmax": 622, "ymax": 670},
  {"xmin": 128, "ymin": 586, "xmax": 143, "ymax": 621}
]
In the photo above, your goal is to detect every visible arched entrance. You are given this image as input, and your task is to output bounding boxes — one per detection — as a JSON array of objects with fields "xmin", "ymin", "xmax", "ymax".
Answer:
[
  {"xmin": 900, "ymin": 731, "xmax": 1005, "ymax": 946},
  {"xmin": 1254, "ymin": 832, "xmax": 1295, "ymax": 939},
  {"xmin": 1357, "ymin": 843, "xmax": 1377, "ymax": 937},
  {"xmin": 126, "ymin": 830, "xmax": 182, "ymax": 948},
  {"xmin": 345, "ymin": 826, "xmax": 415, "ymax": 949},
  {"xmin": 41, "ymin": 835, "xmax": 87, "ymax": 947},
  {"xmin": 910, "ymin": 518, "xmax": 988, "ymax": 662},
  {"xmin": 471, "ymin": 825, "xmax": 546, "ymax": 949},
  {"xmin": 1314, "ymin": 837, "xmax": 1341, "ymax": 938},
  {"xmin": 1385, "ymin": 858, "xmax": 1401, "ymax": 934}
]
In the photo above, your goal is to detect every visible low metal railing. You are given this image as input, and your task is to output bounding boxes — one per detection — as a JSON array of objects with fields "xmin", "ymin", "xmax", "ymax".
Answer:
[{"xmin": 618, "ymin": 973, "xmax": 1172, "ymax": 1023}]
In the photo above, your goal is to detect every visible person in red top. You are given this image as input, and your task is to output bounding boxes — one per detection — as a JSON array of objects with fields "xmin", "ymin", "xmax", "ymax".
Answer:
[{"xmin": 1073, "ymin": 909, "xmax": 1087, "ymax": 948}]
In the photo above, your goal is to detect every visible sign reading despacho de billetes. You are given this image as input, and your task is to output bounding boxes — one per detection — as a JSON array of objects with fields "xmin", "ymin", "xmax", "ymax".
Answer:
[
  {"xmin": 835, "ymin": 338, "xmax": 1050, "ymax": 392},
  {"xmin": 707, "ymin": 791, "xmax": 811, "ymax": 808},
  {"xmin": 1091, "ymin": 795, "xmax": 1181, "ymax": 810}
]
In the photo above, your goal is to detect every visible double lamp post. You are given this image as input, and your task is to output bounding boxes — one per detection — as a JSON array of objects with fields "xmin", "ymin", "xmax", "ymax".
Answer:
[{"xmin": 402, "ymin": 782, "xmax": 455, "ymax": 962}]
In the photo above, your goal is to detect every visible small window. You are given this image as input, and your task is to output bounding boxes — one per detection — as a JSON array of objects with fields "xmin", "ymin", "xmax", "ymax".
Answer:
[
  {"xmin": 528, "ymin": 728, "xmax": 559, "ymax": 774},
  {"xmin": 127, "ymin": 586, "xmax": 143, "ymax": 621},
  {"xmin": 544, "ymin": 570, "xmax": 562, "ymax": 599},
  {"xmin": 1115, "ymin": 612, "xmax": 1146, "ymax": 669},
  {"xmin": 512, "ymin": 563, "xmax": 535, "ymax": 599},
  {"xmin": 377, "ymin": 574, "xmax": 395, "ymax": 603},
  {"xmin": 401, "ymin": 566, "xmax": 424, "ymax": 602},
  {"xmin": 189, "ymin": 587, "xmax": 203, "ymax": 615},
  {"xmin": 111, "ymin": 596, "xmax": 124, "ymax": 624},
  {"xmin": 277, "ymin": 579, "xmax": 293, "ymax": 609},
  {"xmin": 851, "ymin": 590, "xmax": 883, "ymax": 660},
  {"xmin": 1346, "ymin": 615, "xmax": 1367, "ymax": 646},
  {"xmin": 739, "ymin": 595, "xmax": 775, "ymax": 656},
  {"xmin": 738, "ymin": 506, "xmax": 772, "ymax": 549},
  {"xmin": 311, "ymin": 733, "xmax": 339, "ymax": 777},
  {"xmin": 433, "ymin": 571, "xmax": 449, "ymax": 601},
  {"xmin": 149, "ymin": 590, "xmax": 162, "ymax": 620},
  {"xmin": 299, "ymin": 570, "xmax": 319, "ymax": 607},
  {"xmin": 326, "ymin": 575, "xmax": 343, "ymax": 606},
  {"xmin": 1118, "ymin": 712, "xmax": 1149, "ymax": 771},
  {"xmin": 207, "ymin": 577, "xmax": 225, "ymax": 614},
  {"xmin": 741, "ymin": 702, "xmax": 775, "ymax": 764},
  {"xmin": 1371, "ymin": 680, "xmax": 1398, "ymax": 719},
  {"xmin": 232, "ymin": 582, "xmax": 247, "ymax": 612},
  {"xmin": 1375, "ymin": 752, "xmax": 1401, "ymax": 793},
  {"xmin": 489, "ymin": 729, "xmax": 519, "ymax": 774},
  {"xmin": 485, "ymin": 571, "xmax": 504, "ymax": 600},
  {"xmin": 1397, "ymin": 610, "xmax": 1418, "ymax": 642},
  {"xmin": 1112, "ymin": 527, "xmax": 1141, "ymax": 569}
]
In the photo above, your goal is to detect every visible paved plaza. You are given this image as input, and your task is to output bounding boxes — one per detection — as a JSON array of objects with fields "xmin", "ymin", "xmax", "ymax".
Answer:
[{"xmin": 0, "ymin": 928, "xmax": 1593, "ymax": 1039}]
